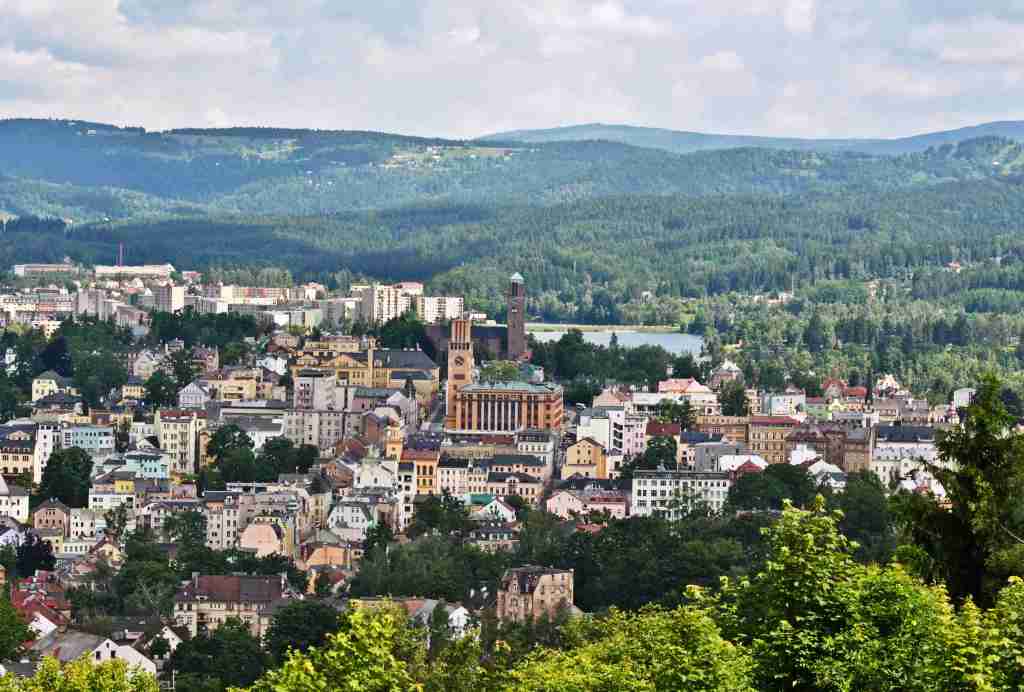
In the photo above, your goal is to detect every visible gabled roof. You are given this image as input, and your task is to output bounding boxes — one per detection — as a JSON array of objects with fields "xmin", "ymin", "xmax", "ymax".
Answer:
[
  {"xmin": 175, "ymin": 574, "xmax": 284, "ymax": 603},
  {"xmin": 34, "ymin": 370, "xmax": 71, "ymax": 386},
  {"xmin": 33, "ymin": 499, "xmax": 70, "ymax": 515}
]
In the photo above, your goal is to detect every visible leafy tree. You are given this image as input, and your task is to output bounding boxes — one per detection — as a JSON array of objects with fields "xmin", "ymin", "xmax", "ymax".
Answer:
[
  {"xmin": 479, "ymin": 361, "xmax": 521, "ymax": 383},
  {"xmin": 166, "ymin": 348, "xmax": 201, "ymax": 391},
  {"xmin": 217, "ymin": 447, "xmax": 262, "ymax": 483},
  {"xmin": 103, "ymin": 504, "xmax": 130, "ymax": 544},
  {"xmin": 641, "ymin": 435, "xmax": 678, "ymax": 470},
  {"xmin": 72, "ymin": 351, "xmax": 127, "ymax": 407},
  {"xmin": 258, "ymin": 437, "xmax": 317, "ymax": 475},
  {"xmin": 0, "ymin": 656, "xmax": 158, "ymax": 692},
  {"xmin": 657, "ymin": 399, "xmax": 696, "ymax": 429},
  {"xmin": 221, "ymin": 341, "xmax": 251, "ymax": 366},
  {"xmin": 15, "ymin": 533, "xmax": 54, "ymax": 578},
  {"xmin": 710, "ymin": 498, "xmax": 960, "ymax": 691},
  {"xmin": 363, "ymin": 521, "xmax": 395, "ymax": 554},
  {"xmin": 163, "ymin": 510, "xmax": 208, "ymax": 548},
  {"xmin": 205, "ymin": 424, "xmax": 253, "ymax": 463},
  {"xmin": 313, "ymin": 570, "xmax": 333, "ymax": 598},
  {"xmin": 407, "ymin": 490, "xmax": 472, "ymax": 539},
  {"xmin": 719, "ymin": 379, "xmax": 750, "ymax": 416},
  {"xmin": 671, "ymin": 352, "xmax": 702, "ymax": 379},
  {"xmin": 246, "ymin": 606, "xmax": 425, "ymax": 692},
  {"xmin": 726, "ymin": 465, "xmax": 815, "ymax": 512},
  {"xmin": 169, "ymin": 618, "xmax": 269, "ymax": 692},
  {"xmin": 830, "ymin": 471, "xmax": 895, "ymax": 564},
  {"xmin": 144, "ymin": 370, "xmax": 178, "ymax": 408},
  {"xmin": 0, "ymin": 545, "xmax": 16, "ymax": 580},
  {"xmin": 36, "ymin": 447, "xmax": 92, "ymax": 507},
  {"xmin": 898, "ymin": 374, "xmax": 1024, "ymax": 605},
  {"xmin": 264, "ymin": 600, "xmax": 342, "ymax": 664},
  {"xmin": 0, "ymin": 594, "xmax": 33, "ymax": 660},
  {"xmin": 508, "ymin": 605, "xmax": 755, "ymax": 692}
]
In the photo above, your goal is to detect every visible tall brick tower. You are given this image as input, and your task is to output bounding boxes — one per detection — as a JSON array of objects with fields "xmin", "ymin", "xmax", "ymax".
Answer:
[
  {"xmin": 445, "ymin": 317, "xmax": 474, "ymax": 430},
  {"xmin": 507, "ymin": 272, "xmax": 526, "ymax": 360}
]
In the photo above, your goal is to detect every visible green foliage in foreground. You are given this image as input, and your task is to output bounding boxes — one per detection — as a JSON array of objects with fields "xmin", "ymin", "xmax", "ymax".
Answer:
[
  {"xmin": 0, "ymin": 657, "xmax": 157, "ymax": 692},
  {"xmin": 236, "ymin": 502, "xmax": 1024, "ymax": 691}
]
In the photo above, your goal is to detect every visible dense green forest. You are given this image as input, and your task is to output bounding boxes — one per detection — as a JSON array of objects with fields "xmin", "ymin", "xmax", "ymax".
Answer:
[{"xmin": 4, "ymin": 119, "xmax": 1024, "ymax": 326}]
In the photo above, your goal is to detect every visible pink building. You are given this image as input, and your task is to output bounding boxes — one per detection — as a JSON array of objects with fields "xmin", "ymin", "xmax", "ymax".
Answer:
[{"xmin": 545, "ymin": 489, "xmax": 629, "ymax": 520}]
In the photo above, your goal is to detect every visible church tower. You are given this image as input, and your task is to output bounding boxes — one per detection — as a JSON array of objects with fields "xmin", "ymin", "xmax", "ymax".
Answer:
[
  {"xmin": 507, "ymin": 272, "xmax": 526, "ymax": 360},
  {"xmin": 445, "ymin": 316, "xmax": 474, "ymax": 430}
]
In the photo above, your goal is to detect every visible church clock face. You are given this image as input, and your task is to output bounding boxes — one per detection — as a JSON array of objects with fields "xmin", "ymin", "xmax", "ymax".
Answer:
[{"xmin": 454, "ymin": 355, "xmax": 465, "ymax": 366}]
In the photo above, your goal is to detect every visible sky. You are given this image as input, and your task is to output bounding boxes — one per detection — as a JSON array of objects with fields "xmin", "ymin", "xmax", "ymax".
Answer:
[{"xmin": 2, "ymin": 0, "xmax": 1024, "ymax": 139}]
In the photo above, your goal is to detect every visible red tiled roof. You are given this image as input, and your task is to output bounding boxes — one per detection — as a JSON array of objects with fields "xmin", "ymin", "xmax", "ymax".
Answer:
[
  {"xmin": 750, "ymin": 416, "xmax": 798, "ymax": 426},
  {"xmin": 646, "ymin": 422, "xmax": 681, "ymax": 437}
]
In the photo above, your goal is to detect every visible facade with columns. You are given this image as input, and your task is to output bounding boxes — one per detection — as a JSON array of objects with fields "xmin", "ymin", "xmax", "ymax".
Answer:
[{"xmin": 449, "ymin": 382, "xmax": 563, "ymax": 434}]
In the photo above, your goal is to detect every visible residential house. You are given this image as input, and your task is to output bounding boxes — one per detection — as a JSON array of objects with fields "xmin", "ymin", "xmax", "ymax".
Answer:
[
  {"xmin": 546, "ymin": 489, "xmax": 629, "ymax": 520},
  {"xmin": 484, "ymin": 472, "xmax": 543, "ymax": 505},
  {"xmin": 33, "ymin": 499, "xmax": 70, "ymax": 534},
  {"xmin": 0, "ymin": 476, "xmax": 29, "ymax": 523},
  {"xmin": 173, "ymin": 574, "xmax": 287, "ymax": 638},
  {"xmin": 496, "ymin": 566, "xmax": 574, "ymax": 622},
  {"xmin": 30, "ymin": 629, "xmax": 156, "ymax": 674},
  {"xmin": 467, "ymin": 522, "xmax": 519, "ymax": 553},
  {"xmin": 177, "ymin": 381, "xmax": 211, "ymax": 409},
  {"xmin": 562, "ymin": 438, "xmax": 608, "ymax": 479},
  {"xmin": 31, "ymin": 371, "xmax": 77, "ymax": 403},
  {"xmin": 709, "ymin": 360, "xmax": 743, "ymax": 390}
]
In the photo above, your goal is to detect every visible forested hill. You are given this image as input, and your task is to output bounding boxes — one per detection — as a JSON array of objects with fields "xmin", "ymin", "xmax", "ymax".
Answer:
[
  {"xmin": 4, "ymin": 117, "xmax": 1024, "ymax": 323},
  {"xmin": 2, "ymin": 118, "xmax": 1024, "ymax": 220},
  {"xmin": 483, "ymin": 120, "xmax": 1024, "ymax": 155}
]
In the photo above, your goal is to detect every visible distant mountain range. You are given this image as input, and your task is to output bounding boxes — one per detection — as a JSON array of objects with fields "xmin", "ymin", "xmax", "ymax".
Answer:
[
  {"xmin": 5, "ymin": 117, "xmax": 1024, "ymax": 318},
  {"xmin": 480, "ymin": 121, "xmax": 1024, "ymax": 155}
]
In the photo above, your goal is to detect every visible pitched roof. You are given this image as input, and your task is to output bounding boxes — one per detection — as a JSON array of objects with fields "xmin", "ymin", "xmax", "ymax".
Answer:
[{"xmin": 175, "ymin": 575, "xmax": 284, "ymax": 603}]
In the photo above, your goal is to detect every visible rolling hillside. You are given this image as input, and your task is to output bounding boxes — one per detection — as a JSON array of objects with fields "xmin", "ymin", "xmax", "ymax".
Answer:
[
  {"xmin": 482, "ymin": 121, "xmax": 1024, "ymax": 155},
  {"xmin": 3, "ymin": 118, "xmax": 1024, "ymax": 323}
]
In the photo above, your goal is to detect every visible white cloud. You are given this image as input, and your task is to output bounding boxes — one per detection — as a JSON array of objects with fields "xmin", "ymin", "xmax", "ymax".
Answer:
[
  {"xmin": 783, "ymin": 0, "xmax": 817, "ymax": 34},
  {"xmin": 700, "ymin": 50, "xmax": 745, "ymax": 72},
  {"xmin": 912, "ymin": 17, "xmax": 1024, "ymax": 65},
  {"xmin": 0, "ymin": 0, "xmax": 1020, "ymax": 139}
]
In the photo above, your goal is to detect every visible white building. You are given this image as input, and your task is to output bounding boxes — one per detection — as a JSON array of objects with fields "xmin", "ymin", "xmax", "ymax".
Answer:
[
  {"xmin": 0, "ymin": 476, "xmax": 29, "ymax": 524},
  {"xmin": 415, "ymin": 296, "xmax": 465, "ymax": 324},
  {"xmin": 952, "ymin": 388, "xmax": 976, "ymax": 409},
  {"xmin": 154, "ymin": 283, "xmax": 186, "ymax": 313},
  {"xmin": 576, "ymin": 407, "xmax": 647, "ymax": 460},
  {"xmin": 61, "ymin": 425, "xmax": 116, "ymax": 458},
  {"xmin": 631, "ymin": 469, "xmax": 731, "ymax": 518}
]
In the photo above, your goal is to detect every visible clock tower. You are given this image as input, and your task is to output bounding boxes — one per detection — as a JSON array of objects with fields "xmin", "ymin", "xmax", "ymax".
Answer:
[{"xmin": 445, "ymin": 316, "xmax": 474, "ymax": 430}]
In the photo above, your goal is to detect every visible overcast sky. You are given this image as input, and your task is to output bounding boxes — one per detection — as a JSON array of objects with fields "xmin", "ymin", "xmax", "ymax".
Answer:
[{"xmin": 2, "ymin": 0, "xmax": 1024, "ymax": 139}]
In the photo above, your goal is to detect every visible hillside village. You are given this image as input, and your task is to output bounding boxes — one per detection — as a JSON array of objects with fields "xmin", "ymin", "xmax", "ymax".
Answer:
[{"xmin": 0, "ymin": 260, "xmax": 990, "ymax": 686}]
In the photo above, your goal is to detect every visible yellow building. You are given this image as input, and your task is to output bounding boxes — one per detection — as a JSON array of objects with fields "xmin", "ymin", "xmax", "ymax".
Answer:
[
  {"xmin": 563, "ymin": 437, "xmax": 608, "ymax": 479},
  {"xmin": 155, "ymin": 409, "xmax": 209, "ymax": 476},
  {"xmin": 291, "ymin": 347, "xmax": 439, "ymax": 395},
  {"xmin": 31, "ymin": 370, "xmax": 77, "ymax": 403},
  {"xmin": 748, "ymin": 416, "xmax": 799, "ymax": 465},
  {"xmin": 0, "ymin": 430, "xmax": 35, "ymax": 476}
]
